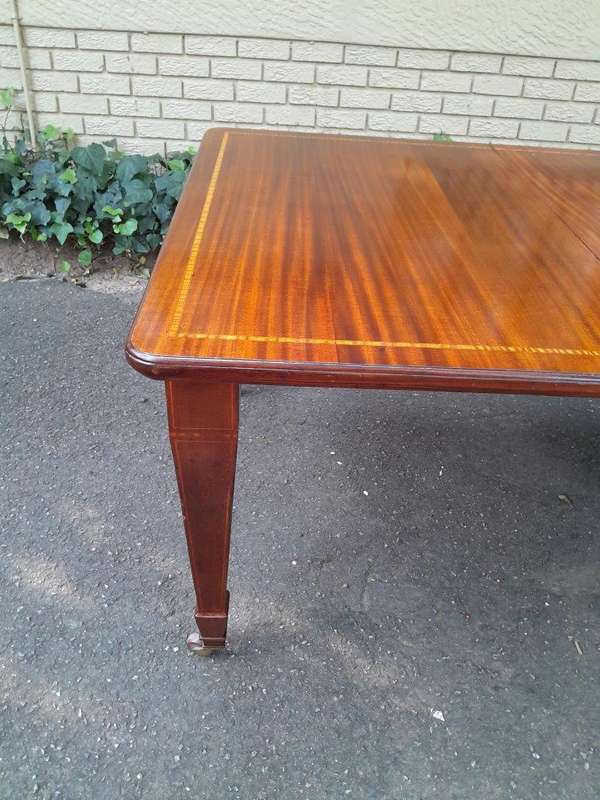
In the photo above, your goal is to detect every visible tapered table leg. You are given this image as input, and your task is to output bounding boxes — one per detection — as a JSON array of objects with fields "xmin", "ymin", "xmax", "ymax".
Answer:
[{"xmin": 165, "ymin": 380, "xmax": 239, "ymax": 654}]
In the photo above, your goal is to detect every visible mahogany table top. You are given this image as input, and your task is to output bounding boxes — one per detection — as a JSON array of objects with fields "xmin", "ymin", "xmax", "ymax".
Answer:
[{"xmin": 126, "ymin": 128, "xmax": 600, "ymax": 396}]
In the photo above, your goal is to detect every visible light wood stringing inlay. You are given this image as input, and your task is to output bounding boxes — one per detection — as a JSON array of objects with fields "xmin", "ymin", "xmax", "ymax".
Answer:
[
  {"xmin": 169, "ymin": 131, "xmax": 229, "ymax": 337},
  {"xmin": 175, "ymin": 331, "xmax": 600, "ymax": 358}
]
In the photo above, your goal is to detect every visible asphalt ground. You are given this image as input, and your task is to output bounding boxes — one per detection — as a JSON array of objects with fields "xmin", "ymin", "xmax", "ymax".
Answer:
[{"xmin": 1, "ymin": 278, "xmax": 599, "ymax": 799}]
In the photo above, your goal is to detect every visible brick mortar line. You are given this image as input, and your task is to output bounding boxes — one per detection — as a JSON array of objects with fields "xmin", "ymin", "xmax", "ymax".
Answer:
[
  {"xmin": 31, "ymin": 103, "xmax": 586, "ymax": 142},
  {"xmin": 2, "ymin": 50, "xmax": 600, "ymax": 86},
  {"xmin": 0, "ymin": 23, "xmax": 598, "ymax": 65}
]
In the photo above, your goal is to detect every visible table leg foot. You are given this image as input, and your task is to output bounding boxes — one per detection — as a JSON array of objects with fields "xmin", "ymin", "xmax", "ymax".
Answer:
[
  {"xmin": 187, "ymin": 601, "xmax": 229, "ymax": 655},
  {"xmin": 186, "ymin": 632, "xmax": 225, "ymax": 656}
]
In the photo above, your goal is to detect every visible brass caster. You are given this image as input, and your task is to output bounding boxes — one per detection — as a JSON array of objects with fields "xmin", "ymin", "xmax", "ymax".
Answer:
[{"xmin": 187, "ymin": 632, "xmax": 225, "ymax": 656}]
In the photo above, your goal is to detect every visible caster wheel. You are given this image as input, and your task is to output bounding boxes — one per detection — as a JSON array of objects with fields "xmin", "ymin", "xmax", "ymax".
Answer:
[{"xmin": 187, "ymin": 632, "xmax": 224, "ymax": 656}]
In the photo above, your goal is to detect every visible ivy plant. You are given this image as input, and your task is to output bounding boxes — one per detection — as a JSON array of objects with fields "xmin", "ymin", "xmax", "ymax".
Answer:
[{"xmin": 0, "ymin": 89, "xmax": 195, "ymax": 266}]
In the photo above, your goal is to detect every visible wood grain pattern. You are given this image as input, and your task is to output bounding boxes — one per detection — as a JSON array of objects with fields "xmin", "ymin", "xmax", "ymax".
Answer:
[{"xmin": 126, "ymin": 128, "xmax": 600, "ymax": 396}]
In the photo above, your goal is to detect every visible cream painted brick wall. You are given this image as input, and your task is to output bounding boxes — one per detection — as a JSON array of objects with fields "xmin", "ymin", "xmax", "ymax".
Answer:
[
  {"xmin": 1, "ymin": 46, "xmax": 50, "ymax": 69},
  {"xmin": 519, "ymin": 120, "xmax": 569, "ymax": 142},
  {"xmin": 135, "ymin": 118, "xmax": 185, "ymax": 138},
  {"xmin": 213, "ymin": 57, "xmax": 262, "ymax": 80},
  {"xmin": 264, "ymin": 61, "xmax": 313, "ymax": 83},
  {"xmin": 369, "ymin": 68, "xmax": 419, "ymax": 90},
  {"xmin": 493, "ymin": 97, "xmax": 545, "ymax": 119},
  {"xmin": 31, "ymin": 71, "xmax": 78, "ymax": 92},
  {"xmin": 0, "ymin": 24, "xmax": 599, "ymax": 153},
  {"xmin": 575, "ymin": 83, "xmax": 600, "ymax": 103},
  {"xmin": 291, "ymin": 41, "xmax": 343, "ymax": 63},
  {"xmin": 237, "ymin": 81, "xmax": 286, "ymax": 103},
  {"xmin": 397, "ymin": 49, "xmax": 449, "ymax": 70},
  {"xmin": 184, "ymin": 79, "xmax": 234, "ymax": 101},
  {"xmin": 420, "ymin": 114, "xmax": 468, "ymax": 136},
  {"xmin": 158, "ymin": 56, "xmax": 209, "ymax": 77},
  {"xmin": 80, "ymin": 73, "xmax": 129, "ymax": 95},
  {"xmin": 392, "ymin": 91, "xmax": 441, "ymax": 112},
  {"xmin": 161, "ymin": 99, "xmax": 211, "ymax": 120},
  {"xmin": 238, "ymin": 38, "xmax": 290, "ymax": 60},
  {"xmin": 345, "ymin": 45, "xmax": 396, "ymax": 67},
  {"xmin": 130, "ymin": 33, "xmax": 182, "ymax": 54},
  {"xmin": 502, "ymin": 56, "xmax": 554, "ymax": 77},
  {"xmin": 318, "ymin": 107, "xmax": 366, "ymax": 129},
  {"xmin": 106, "ymin": 53, "xmax": 157, "ymax": 75},
  {"xmin": 317, "ymin": 64, "xmax": 367, "ymax": 86},
  {"xmin": 556, "ymin": 61, "xmax": 600, "ymax": 81},
  {"xmin": 544, "ymin": 101, "xmax": 595, "ymax": 123},
  {"xmin": 570, "ymin": 124, "xmax": 600, "ymax": 145},
  {"xmin": 265, "ymin": 104, "xmax": 315, "ymax": 126},
  {"xmin": 59, "ymin": 93, "xmax": 108, "ymax": 114},
  {"xmin": 85, "ymin": 114, "xmax": 133, "ymax": 136},
  {"xmin": 340, "ymin": 87, "xmax": 390, "ymax": 109},
  {"xmin": 469, "ymin": 118, "xmax": 519, "ymax": 138},
  {"xmin": 213, "ymin": 102, "xmax": 262, "ymax": 123},
  {"xmin": 25, "ymin": 28, "xmax": 75, "ymax": 48},
  {"xmin": 52, "ymin": 50, "xmax": 104, "ymax": 72},
  {"xmin": 369, "ymin": 110, "xmax": 417, "ymax": 132},
  {"xmin": 77, "ymin": 30, "xmax": 129, "ymax": 51},
  {"xmin": 185, "ymin": 37, "xmax": 236, "ymax": 57},
  {"xmin": 421, "ymin": 72, "xmax": 472, "ymax": 93},
  {"xmin": 442, "ymin": 94, "xmax": 493, "ymax": 116},
  {"xmin": 288, "ymin": 84, "xmax": 339, "ymax": 106},
  {"xmin": 472, "ymin": 75, "xmax": 523, "ymax": 96},
  {"xmin": 451, "ymin": 53, "xmax": 502, "ymax": 73},
  {"xmin": 524, "ymin": 79, "xmax": 574, "ymax": 100},
  {"xmin": 131, "ymin": 76, "xmax": 181, "ymax": 97},
  {"xmin": 109, "ymin": 96, "xmax": 160, "ymax": 117}
]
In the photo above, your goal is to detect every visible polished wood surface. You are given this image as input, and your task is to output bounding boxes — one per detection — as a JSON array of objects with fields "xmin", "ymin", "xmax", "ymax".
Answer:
[
  {"xmin": 166, "ymin": 380, "xmax": 239, "ymax": 651},
  {"xmin": 127, "ymin": 128, "xmax": 600, "ymax": 396}
]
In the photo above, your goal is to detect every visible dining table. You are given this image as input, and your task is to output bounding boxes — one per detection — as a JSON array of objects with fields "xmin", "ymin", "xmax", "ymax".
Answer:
[{"xmin": 126, "ymin": 127, "xmax": 600, "ymax": 654}]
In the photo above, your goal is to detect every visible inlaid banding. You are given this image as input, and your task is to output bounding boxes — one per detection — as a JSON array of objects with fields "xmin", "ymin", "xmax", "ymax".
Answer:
[{"xmin": 175, "ymin": 331, "xmax": 600, "ymax": 358}]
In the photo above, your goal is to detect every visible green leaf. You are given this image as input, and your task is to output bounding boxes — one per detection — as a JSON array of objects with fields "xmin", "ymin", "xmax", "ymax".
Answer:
[
  {"xmin": 31, "ymin": 159, "xmax": 57, "ymax": 185},
  {"xmin": 0, "ymin": 158, "xmax": 19, "ymax": 176},
  {"xmin": 432, "ymin": 132, "xmax": 452, "ymax": 143},
  {"xmin": 58, "ymin": 259, "xmax": 71, "ymax": 273},
  {"xmin": 6, "ymin": 211, "xmax": 31, "ymax": 234},
  {"xmin": 116, "ymin": 218, "xmax": 138, "ymax": 236},
  {"xmin": 167, "ymin": 158, "xmax": 186, "ymax": 172},
  {"xmin": 59, "ymin": 167, "xmax": 77, "ymax": 184},
  {"xmin": 11, "ymin": 177, "xmax": 26, "ymax": 195},
  {"xmin": 0, "ymin": 86, "xmax": 16, "ymax": 110},
  {"xmin": 101, "ymin": 205, "xmax": 123, "ymax": 220},
  {"xmin": 25, "ymin": 200, "xmax": 52, "ymax": 226},
  {"xmin": 78, "ymin": 249, "xmax": 92, "ymax": 267},
  {"xmin": 61, "ymin": 128, "xmax": 76, "ymax": 148},
  {"xmin": 54, "ymin": 197, "xmax": 71, "ymax": 218},
  {"xmin": 70, "ymin": 143, "xmax": 106, "ymax": 176},
  {"xmin": 30, "ymin": 227, "xmax": 48, "ymax": 242},
  {"xmin": 116, "ymin": 155, "xmax": 149, "ymax": 183},
  {"xmin": 41, "ymin": 124, "xmax": 61, "ymax": 142},
  {"xmin": 49, "ymin": 220, "xmax": 74, "ymax": 245},
  {"xmin": 88, "ymin": 228, "xmax": 103, "ymax": 244},
  {"xmin": 122, "ymin": 178, "xmax": 153, "ymax": 207}
]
